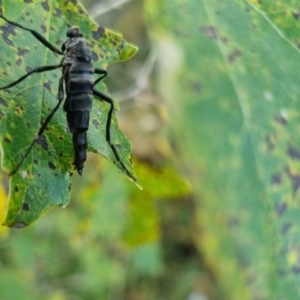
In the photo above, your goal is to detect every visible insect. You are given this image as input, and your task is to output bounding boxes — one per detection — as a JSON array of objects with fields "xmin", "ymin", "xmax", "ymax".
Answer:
[{"xmin": 0, "ymin": 14, "xmax": 135, "ymax": 180}]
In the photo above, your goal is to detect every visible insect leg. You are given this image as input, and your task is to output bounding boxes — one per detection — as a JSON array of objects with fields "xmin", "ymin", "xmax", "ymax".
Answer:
[
  {"xmin": 93, "ymin": 88, "xmax": 136, "ymax": 182},
  {"xmin": 0, "ymin": 15, "xmax": 63, "ymax": 55},
  {"xmin": 94, "ymin": 68, "xmax": 107, "ymax": 86},
  {"xmin": 9, "ymin": 75, "xmax": 64, "ymax": 176},
  {"xmin": 0, "ymin": 64, "xmax": 61, "ymax": 90}
]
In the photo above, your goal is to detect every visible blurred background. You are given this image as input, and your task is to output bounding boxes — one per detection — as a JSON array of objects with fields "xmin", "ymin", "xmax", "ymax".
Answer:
[{"xmin": 0, "ymin": 1, "xmax": 212, "ymax": 299}]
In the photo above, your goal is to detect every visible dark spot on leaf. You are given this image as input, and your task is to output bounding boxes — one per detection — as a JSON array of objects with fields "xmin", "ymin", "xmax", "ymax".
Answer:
[
  {"xmin": 275, "ymin": 115, "xmax": 287, "ymax": 125},
  {"xmin": 22, "ymin": 203, "xmax": 30, "ymax": 211},
  {"xmin": 59, "ymin": 151, "xmax": 63, "ymax": 157},
  {"xmin": 43, "ymin": 81, "xmax": 52, "ymax": 92},
  {"xmin": 228, "ymin": 50, "xmax": 241, "ymax": 63},
  {"xmin": 293, "ymin": 11, "xmax": 300, "ymax": 20},
  {"xmin": 16, "ymin": 58, "xmax": 22, "ymax": 66},
  {"xmin": 201, "ymin": 26, "xmax": 218, "ymax": 40},
  {"xmin": 92, "ymin": 119, "xmax": 100, "ymax": 129},
  {"xmin": 41, "ymin": 0, "xmax": 50, "ymax": 12},
  {"xmin": 4, "ymin": 136, "xmax": 11, "ymax": 143},
  {"xmin": 48, "ymin": 162, "xmax": 56, "ymax": 170},
  {"xmin": 56, "ymin": 39, "xmax": 64, "ymax": 47},
  {"xmin": 265, "ymin": 135, "xmax": 274, "ymax": 152},
  {"xmin": 24, "ymin": 0, "xmax": 33, "ymax": 3},
  {"xmin": 40, "ymin": 24, "xmax": 47, "ymax": 34},
  {"xmin": 92, "ymin": 51, "xmax": 98, "ymax": 61},
  {"xmin": 36, "ymin": 135, "xmax": 48, "ymax": 151},
  {"xmin": 228, "ymin": 217, "xmax": 239, "ymax": 227},
  {"xmin": 0, "ymin": 97, "xmax": 8, "ymax": 107},
  {"xmin": 190, "ymin": 81, "xmax": 201, "ymax": 94},
  {"xmin": 271, "ymin": 173, "xmax": 281, "ymax": 186},
  {"xmin": 275, "ymin": 202, "xmax": 286, "ymax": 216},
  {"xmin": 17, "ymin": 47, "xmax": 29, "ymax": 57},
  {"xmin": 282, "ymin": 223, "xmax": 292, "ymax": 234},
  {"xmin": 33, "ymin": 159, "xmax": 38, "ymax": 165},
  {"xmin": 221, "ymin": 37, "xmax": 229, "ymax": 45},
  {"xmin": 26, "ymin": 122, "xmax": 30, "ymax": 129},
  {"xmin": 288, "ymin": 146, "xmax": 300, "ymax": 160},
  {"xmin": 292, "ymin": 266, "xmax": 300, "ymax": 274},
  {"xmin": 92, "ymin": 27, "xmax": 105, "ymax": 40},
  {"xmin": 15, "ymin": 186, "xmax": 19, "ymax": 192},
  {"xmin": 1, "ymin": 23, "xmax": 17, "ymax": 47},
  {"xmin": 54, "ymin": 8, "xmax": 63, "ymax": 17},
  {"xmin": 286, "ymin": 168, "xmax": 300, "ymax": 196},
  {"xmin": 15, "ymin": 105, "xmax": 24, "ymax": 115},
  {"xmin": 68, "ymin": 183, "xmax": 71, "ymax": 192}
]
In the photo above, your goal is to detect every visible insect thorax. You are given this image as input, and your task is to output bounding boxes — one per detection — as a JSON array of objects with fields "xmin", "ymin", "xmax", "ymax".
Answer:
[{"xmin": 63, "ymin": 37, "xmax": 92, "ymax": 64}]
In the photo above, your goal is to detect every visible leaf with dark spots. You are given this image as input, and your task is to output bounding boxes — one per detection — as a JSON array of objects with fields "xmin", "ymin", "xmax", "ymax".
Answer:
[
  {"xmin": 15, "ymin": 186, "xmax": 19, "ymax": 192},
  {"xmin": 0, "ymin": 0, "xmax": 138, "ymax": 227},
  {"xmin": 146, "ymin": 0, "xmax": 300, "ymax": 298}
]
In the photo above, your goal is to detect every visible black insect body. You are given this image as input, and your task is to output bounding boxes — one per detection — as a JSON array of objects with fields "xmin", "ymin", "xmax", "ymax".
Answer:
[{"xmin": 0, "ymin": 15, "xmax": 135, "ymax": 180}]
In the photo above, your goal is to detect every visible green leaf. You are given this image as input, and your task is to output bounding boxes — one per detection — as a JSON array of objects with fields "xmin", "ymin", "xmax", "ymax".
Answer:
[
  {"xmin": 0, "ymin": 0, "xmax": 138, "ymax": 227},
  {"xmin": 146, "ymin": 0, "xmax": 300, "ymax": 298}
]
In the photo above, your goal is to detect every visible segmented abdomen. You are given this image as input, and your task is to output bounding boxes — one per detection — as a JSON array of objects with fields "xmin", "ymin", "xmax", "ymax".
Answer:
[{"xmin": 64, "ymin": 61, "xmax": 94, "ymax": 175}]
